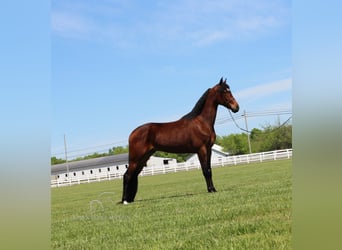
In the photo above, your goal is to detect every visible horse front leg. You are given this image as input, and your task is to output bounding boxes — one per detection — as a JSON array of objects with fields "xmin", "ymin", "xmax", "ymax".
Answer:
[{"xmin": 198, "ymin": 147, "xmax": 217, "ymax": 193}]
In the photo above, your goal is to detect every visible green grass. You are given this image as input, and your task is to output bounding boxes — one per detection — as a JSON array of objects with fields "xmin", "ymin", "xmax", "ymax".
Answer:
[{"xmin": 51, "ymin": 159, "xmax": 291, "ymax": 249}]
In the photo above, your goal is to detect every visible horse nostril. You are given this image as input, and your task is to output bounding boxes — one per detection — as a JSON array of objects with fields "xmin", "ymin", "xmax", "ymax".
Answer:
[{"xmin": 231, "ymin": 104, "xmax": 239, "ymax": 113}]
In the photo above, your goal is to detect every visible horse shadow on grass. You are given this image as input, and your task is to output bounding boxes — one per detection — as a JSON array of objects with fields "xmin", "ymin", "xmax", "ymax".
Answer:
[
  {"xmin": 136, "ymin": 192, "xmax": 196, "ymax": 203},
  {"xmin": 117, "ymin": 187, "xmax": 236, "ymax": 205}
]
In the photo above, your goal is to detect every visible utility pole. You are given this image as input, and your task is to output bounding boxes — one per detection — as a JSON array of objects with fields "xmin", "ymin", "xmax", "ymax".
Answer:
[
  {"xmin": 277, "ymin": 114, "xmax": 281, "ymax": 126},
  {"xmin": 64, "ymin": 134, "xmax": 69, "ymax": 176},
  {"xmin": 243, "ymin": 110, "xmax": 252, "ymax": 154}
]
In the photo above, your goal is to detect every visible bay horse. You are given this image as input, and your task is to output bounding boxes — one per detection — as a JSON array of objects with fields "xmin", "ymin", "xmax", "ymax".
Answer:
[{"xmin": 122, "ymin": 78, "xmax": 239, "ymax": 204}]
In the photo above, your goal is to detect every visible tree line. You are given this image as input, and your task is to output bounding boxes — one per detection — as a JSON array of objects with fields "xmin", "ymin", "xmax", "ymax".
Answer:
[
  {"xmin": 51, "ymin": 123, "xmax": 292, "ymax": 165},
  {"xmin": 216, "ymin": 124, "xmax": 292, "ymax": 155}
]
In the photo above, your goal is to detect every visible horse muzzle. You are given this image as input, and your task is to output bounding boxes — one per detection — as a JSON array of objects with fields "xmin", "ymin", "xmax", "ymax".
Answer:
[{"xmin": 230, "ymin": 103, "xmax": 239, "ymax": 113}]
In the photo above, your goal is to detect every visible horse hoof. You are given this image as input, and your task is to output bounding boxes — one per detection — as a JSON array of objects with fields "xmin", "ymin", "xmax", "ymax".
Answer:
[{"xmin": 123, "ymin": 201, "xmax": 129, "ymax": 205}]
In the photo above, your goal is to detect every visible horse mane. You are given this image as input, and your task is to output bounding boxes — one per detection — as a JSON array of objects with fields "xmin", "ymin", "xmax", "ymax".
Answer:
[{"xmin": 181, "ymin": 88, "xmax": 210, "ymax": 120}]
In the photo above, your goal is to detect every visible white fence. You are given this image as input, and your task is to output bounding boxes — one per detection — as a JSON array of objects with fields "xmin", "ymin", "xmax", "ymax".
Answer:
[{"xmin": 51, "ymin": 148, "xmax": 292, "ymax": 188}]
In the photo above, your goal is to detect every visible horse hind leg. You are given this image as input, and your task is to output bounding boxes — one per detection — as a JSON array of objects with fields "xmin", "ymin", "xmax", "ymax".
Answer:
[
  {"xmin": 122, "ymin": 171, "xmax": 130, "ymax": 203},
  {"xmin": 122, "ymin": 148, "xmax": 155, "ymax": 204},
  {"xmin": 123, "ymin": 124, "xmax": 154, "ymax": 203},
  {"xmin": 126, "ymin": 174, "xmax": 138, "ymax": 203},
  {"xmin": 122, "ymin": 162, "xmax": 140, "ymax": 204}
]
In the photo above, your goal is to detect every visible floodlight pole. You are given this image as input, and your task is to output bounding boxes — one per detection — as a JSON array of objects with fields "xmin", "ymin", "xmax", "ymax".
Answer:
[
  {"xmin": 243, "ymin": 110, "xmax": 252, "ymax": 154},
  {"xmin": 64, "ymin": 134, "xmax": 69, "ymax": 176}
]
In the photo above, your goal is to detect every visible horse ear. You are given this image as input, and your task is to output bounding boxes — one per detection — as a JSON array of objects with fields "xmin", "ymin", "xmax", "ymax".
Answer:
[{"xmin": 219, "ymin": 77, "xmax": 224, "ymax": 85}]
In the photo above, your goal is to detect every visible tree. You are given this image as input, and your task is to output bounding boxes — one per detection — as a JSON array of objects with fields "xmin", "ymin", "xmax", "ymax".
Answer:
[
  {"xmin": 51, "ymin": 156, "xmax": 66, "ymax": 165},
  {"xmin": 266, "ymin": 124, "xmax": 292, "ymax": 150},
  {"xmin": 216, "ymin": 133, "xmax": 249, "ymax": 155},
  {"xmin": 216, "ymin": 124, "xmax": 292, "ymax": 155},
  {"xmin": 248, "ymin": 124, "xmax": 292, "ymax": 152},
  {"xmin": 154, "ymin": 151, "xmax": 190, "ymax": 162},
  {"xmin": 109, "ymin": 146, "xmax": 128, "ymax": 155}
]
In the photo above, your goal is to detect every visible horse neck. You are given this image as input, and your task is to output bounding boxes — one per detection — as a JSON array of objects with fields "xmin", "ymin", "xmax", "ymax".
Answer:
[{"xmin": 198, "ymin": 92, "xmax": 218, "ymax": 127}]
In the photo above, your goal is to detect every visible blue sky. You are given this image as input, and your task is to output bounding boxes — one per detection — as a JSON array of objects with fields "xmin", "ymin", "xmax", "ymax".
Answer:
[{"xmin": 51, "ymin": 0, "xmax": 291, "ymax": 159}]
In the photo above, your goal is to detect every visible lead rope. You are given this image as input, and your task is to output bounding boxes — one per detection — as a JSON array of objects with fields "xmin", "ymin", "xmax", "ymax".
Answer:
[
  {"xmin": 228, "ymin": 110, "xmax": 292, "ymax": 134},
  {"xmin": 228, "ymin": 110, "xmax": 250, "ymax": 133}
]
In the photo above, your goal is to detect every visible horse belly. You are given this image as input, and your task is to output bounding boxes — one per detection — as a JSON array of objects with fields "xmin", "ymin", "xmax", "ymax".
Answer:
[{"xmin": 153, "ymin": 125, "xmax": 199, "ymax": 153}]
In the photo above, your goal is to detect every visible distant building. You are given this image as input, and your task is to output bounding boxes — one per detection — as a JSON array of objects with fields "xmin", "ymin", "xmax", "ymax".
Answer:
[
  {"xmin": 146, "ymin": 156, "xmax": 177, "ymax": 167},
  {"xmin": 51, "ymin": 153, "xmax": 178, "ymax": 183},
  {"xmin": 51, "ymin": 144, "xmax": 228, "ymax": 183},
  {"xmin": 185, "ymin": 144, "xmax": 229, "ymax": 167},
  {"xmin": 51, "ymin": 153, "xmax": 129, "ymax": 182}
]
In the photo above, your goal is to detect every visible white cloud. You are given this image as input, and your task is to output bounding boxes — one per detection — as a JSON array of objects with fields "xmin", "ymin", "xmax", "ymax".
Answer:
[
  {"xmin": 51, "ymin": 11, "xmax": 93, "ymax": 38},
  {"xmin": 151, "ymin": 0, "xmax": 289, "ymax": 47},
  {"xmin": 191, "ymin": 30, "xmax": 231, "ymax": 47},
  {"xmin": 51, "ymin": 0, "xmax": 290, "ymax": 48},
  {"xmin": 235, "ymin": 78, "xmax": 292, "ymax": 101}
]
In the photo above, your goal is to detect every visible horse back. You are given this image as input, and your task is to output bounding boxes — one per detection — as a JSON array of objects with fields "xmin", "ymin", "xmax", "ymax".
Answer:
[{"xmin": 129, "ymin": 119, "xmax": 213, "ymax": 154}]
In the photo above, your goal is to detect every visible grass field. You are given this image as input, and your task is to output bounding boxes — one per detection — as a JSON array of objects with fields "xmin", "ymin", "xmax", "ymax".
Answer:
[{"xmin": 51, "ymin": 159, "xmax": 291, "ymax": 249}]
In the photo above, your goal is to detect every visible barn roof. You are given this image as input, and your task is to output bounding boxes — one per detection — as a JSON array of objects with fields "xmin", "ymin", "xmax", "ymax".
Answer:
[{"xmin": 51, "ymin": 153, "xmax": 128, "ymax": 175}]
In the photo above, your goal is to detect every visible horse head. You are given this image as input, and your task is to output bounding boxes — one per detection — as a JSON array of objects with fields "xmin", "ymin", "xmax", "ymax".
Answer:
[{"xmin": 215, "ymin": 77, "xmax": 239, "ymax": 113}]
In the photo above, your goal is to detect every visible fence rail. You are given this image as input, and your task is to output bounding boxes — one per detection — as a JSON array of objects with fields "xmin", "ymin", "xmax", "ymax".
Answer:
[{"xmin": 51, "ymin": 148, "xmax": 292, "ymax": 188}]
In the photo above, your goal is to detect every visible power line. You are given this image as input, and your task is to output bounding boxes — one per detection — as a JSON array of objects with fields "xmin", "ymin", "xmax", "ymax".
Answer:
[
  {"xmin": 227, "ymin": 110, "xmax": 292, "ymax": 134},
  {"xmin": 52, "ymin": 140, "xmax": 127, "ymax": 157},
  {"xmin": 216, "ymin": 109, "xmax": 292, "ymax": 125},
  {"xmin": 52, "ymin": 108, "xmax": 292, "ymax": 159}
]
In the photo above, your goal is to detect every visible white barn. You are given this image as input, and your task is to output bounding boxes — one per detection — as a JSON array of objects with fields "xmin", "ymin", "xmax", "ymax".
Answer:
[
  {"xmin": 51, "ymin": 153, "xmax": 129, "ymax": 183},
  {"xmin": 51, "ymin": 144, "xmax": 228, "ymax": 185},
  {"xmin": 51, "ymin": 153, "xmax": 178, "ymax": 183},
  {"xmin": 147, "ymin": 156, "xmax": 177, "ymax": 167},
  {"xmin": 185, "ymin": 144, "xmax": 229, "ymax": 167}
]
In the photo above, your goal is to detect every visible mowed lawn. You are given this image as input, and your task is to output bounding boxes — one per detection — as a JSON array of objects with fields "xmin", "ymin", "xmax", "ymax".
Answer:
[{"xmin": 51, "ymin": 159, "xmax": 291, "ymax": 249}]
